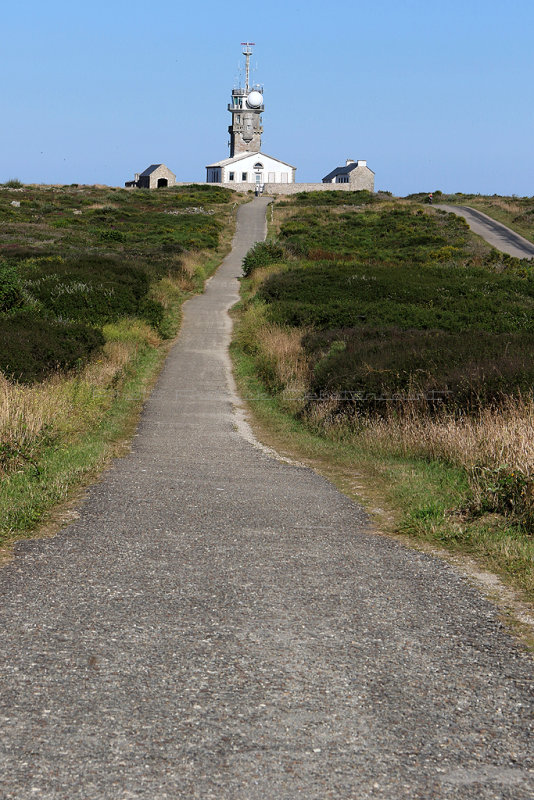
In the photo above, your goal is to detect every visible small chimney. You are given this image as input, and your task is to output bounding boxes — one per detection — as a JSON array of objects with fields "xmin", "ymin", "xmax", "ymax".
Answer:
[{"xmin": 346, "ymin": 159, "xmax": 355, "ymax": 166}]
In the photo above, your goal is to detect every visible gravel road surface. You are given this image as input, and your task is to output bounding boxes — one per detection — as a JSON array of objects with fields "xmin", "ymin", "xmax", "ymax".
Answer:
[
  {"xmin": 1, "ymin": 198, "xmax": 533, "ymax": 799},
  {"xmin": 435, "ymin": 204, "xmax": 534, "ymax": 258}
]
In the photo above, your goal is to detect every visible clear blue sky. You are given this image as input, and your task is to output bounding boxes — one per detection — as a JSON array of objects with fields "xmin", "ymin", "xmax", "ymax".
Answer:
[{"xmin": 2, "ymin": 0, "xmax": 533, "ymax": 195}]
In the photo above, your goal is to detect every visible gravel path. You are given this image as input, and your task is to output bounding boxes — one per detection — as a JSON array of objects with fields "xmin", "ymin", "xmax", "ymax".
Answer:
[
  {"xmin": 1, "ymin": 198, "xmax": 533, "ymax": 799},
  {"xmin": 435, "ymin": 204, "xmax": 534, "ymax": 258}
]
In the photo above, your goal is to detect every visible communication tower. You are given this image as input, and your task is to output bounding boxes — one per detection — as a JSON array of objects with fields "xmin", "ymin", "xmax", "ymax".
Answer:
[{"xmin": 228, "ymin": 43, "xmax": 264, "ymax": 156}]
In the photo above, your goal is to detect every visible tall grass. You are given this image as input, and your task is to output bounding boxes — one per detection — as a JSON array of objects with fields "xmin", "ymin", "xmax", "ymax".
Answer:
[
  {"xmin": 303, "ymin": 393, "xmax": 534, "ymax": 529},
  {"xmin": 0, "ymin": 329, "xmax": 145, "ymax": 476}
]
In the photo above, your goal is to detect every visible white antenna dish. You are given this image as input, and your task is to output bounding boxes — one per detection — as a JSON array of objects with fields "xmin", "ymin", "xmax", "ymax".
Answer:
[{"xmin": 247, "ymin": 90, "xmax": 263, "ymax": 108}]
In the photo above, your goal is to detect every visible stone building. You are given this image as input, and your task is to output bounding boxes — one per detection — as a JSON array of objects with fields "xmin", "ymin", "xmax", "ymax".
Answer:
[
  {"xmin": 206, "ymin": 44, "xmax": 296, "ymax": 188},
  {"xmin": 125, "ymin": 164, "xmax": 176, "ymax": 189},
  {"xmin": 322, "ymin": 159, "xmax": 375, "ymax": 191}
]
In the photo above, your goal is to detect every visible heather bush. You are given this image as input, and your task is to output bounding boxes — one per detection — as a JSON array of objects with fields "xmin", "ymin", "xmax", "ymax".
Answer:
[
  {"xmin": 304, "ymin": 327, "xmax": 534, "ymax": 411},
  {"xmin": 258, "ymin": 260, "xmax": 534, "ymax": 333},
  {"xmin": 0, "ymin": 311, "xmax": 104, "ymax": 383},
  {"xmin": 0, "ymin": 261, "xmax": 24, "ymax": 312},
  {"xmin": 292, "ymin": 189, "xmax": 378, "ymax": 206},
  {"xmin": 242, "ymin": 240, "xmax": 285, "ymax": 276},
  {"xmin": 23, "ymin": 256, "xmax": 158, "ymax": 325}
]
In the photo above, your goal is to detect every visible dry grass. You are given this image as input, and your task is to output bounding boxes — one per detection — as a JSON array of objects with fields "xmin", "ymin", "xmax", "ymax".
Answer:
[
  {"xmin": 476, "ymin": 198, "xmax": 524, "ymax": 217},
  {"xmin": 0, "ymin": 373, "xmax": 70, "ymax": 469},
  {"xmin": 147, "ymin": 251, "xmax": 216, "ymax": 309},
  {"xmin": 234, "ymin": 304, "xmax": 310, "ymax": 413},
  {"xmin": 179, "ymin": 250, "xmax": 206, "ymax": 277},
  {"xmin": 247, "ymin": 265, "xmax": 286, "ymax": 294},
  {"xmin": 239, "ymin": 296, "xmax": 534, "ymax": 527},
  {"xmin": 357, "ymin": 396, "xmax": 534, "ymax": 472},
  {"xmin": 259, "ymin": 324, "xmax": 311, "ymax": 410},
  {"xmin": 302, "ymin": 393, "xmax": 534, "ymax": 527},
  {"xmin": 0, "ymin": 326, "xmax": 154, "ymax": 475},
  {"xmin": 363, "ymin": 397, "xmax": 534, "ymax": 525}
]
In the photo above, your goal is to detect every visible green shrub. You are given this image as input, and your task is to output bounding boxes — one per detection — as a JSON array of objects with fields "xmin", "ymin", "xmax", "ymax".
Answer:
[
  {"xmin": 139, "ymin": 297, "xmax": 164, "ymax": 330},
  {"xmin": 4, "ymin": 178, "xmax": 23, "ymax": 189},
  {"xmin": 250, "ymin": 197, "xmax": 534, "ymax": 415},
  {"xmin": 470, "ymin": 465, "xmax": 534, "ymax": 530},
  {"xmin": 0, "ymin": 311, "xmax": 104, "ymax": 383},
  {"xmin": 0, "ymin": 183, "xmax": 234, "ymax": 381},
  {"xmin": 0, "ymin": 261, "xmax": 24, "ymax": 312},
  {"xmin": 171, "ymin": 184, "xmax": 234, "ymax": 205},
  {"xmin": 242, "ymin": 241, "xmax": 285, "ymax": 276},
  {"xmin": 99, "ymin": 229, "xmax": 126, "ymax": 242}
]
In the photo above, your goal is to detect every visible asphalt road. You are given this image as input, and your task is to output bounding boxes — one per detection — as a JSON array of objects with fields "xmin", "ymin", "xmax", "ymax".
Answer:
[
  {"xmin": 1, "ymin": 198, "xmax": 533, "ymax": 799},
  {"xmin": 435, "ymin": 204, "xmax": 534, "ymax": 258}
]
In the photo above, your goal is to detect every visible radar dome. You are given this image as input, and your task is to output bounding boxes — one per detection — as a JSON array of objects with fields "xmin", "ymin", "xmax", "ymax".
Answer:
[{"xmin": 247, "ymin": 91, "xmax": 263, "ymax": 108}]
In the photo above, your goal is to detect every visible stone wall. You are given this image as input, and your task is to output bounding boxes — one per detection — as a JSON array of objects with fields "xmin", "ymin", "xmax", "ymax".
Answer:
[
  {"xmin": 170, "ymin": 170, "xmax": 376, "ymax": 195},
  {"xmin": 216, "ymin": 181, "xmax": 374, "ymax": 195},
  {"xmin": 217, "ymin": 165, "xmax": 375, "ymax": 194}
]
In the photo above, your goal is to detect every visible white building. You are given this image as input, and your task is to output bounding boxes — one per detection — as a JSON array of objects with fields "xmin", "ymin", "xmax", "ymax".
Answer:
[{"xmin": 206, "ymin": 151, "xmax": 296, "ymax": 187}]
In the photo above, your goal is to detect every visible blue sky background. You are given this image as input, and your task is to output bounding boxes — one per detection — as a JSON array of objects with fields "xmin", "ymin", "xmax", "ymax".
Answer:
[{"xmin": 2, "ymin": 0, "xmax": 533, "ymax": 195}]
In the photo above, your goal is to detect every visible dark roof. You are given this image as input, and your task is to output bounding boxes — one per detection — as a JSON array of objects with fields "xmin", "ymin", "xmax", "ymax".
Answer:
[
  {"xmin": 322, "ymin": 162, "xmax": 361, "ymax": 182},
  {"xmin": 139, "ymin": 164, "xmax": 164, "ymax": 177}
]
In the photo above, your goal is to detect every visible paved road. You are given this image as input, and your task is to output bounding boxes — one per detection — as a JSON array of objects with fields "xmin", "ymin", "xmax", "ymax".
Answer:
[
  {"xmin": 436, "ymin": 204, "xmax": 534, "ymax": 258},
  {"xmin": 1, "ymin": 198, "xmax": 533, "ymax": 799}
]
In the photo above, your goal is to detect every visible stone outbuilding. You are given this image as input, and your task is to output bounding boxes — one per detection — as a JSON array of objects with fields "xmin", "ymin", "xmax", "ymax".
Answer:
[
  {"xmin": 322, "ymin": 159, "xmax": 375, "ymax": 191},
  {"xmin": 125, "ymin": 164, "xmax": 176, "ymax": 189}
]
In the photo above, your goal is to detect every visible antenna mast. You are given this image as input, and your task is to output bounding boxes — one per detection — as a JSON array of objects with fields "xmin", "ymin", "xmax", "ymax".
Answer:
[{"xmin": 241, "ymin": 42, "xmax": 255, "ymax": 92}]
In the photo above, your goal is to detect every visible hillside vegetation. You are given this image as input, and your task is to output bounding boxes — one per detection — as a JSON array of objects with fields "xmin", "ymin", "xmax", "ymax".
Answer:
[
  {"xmin": 0, "ymin": 182, "xmax": 237, "ymax": 546},
  {"xmin": 234, "ymin": 191, "xmax": 534, "ymax": 599},
  {"xmin": 407, "ymin": 191, "xmax": 534, "ymax": 243}
]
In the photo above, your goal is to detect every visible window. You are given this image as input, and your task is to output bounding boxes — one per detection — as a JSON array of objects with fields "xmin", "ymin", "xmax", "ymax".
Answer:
[
  {"xmin": 229, "ymin": 172, "xmax": 235, "ymax": 181},
  {"xmin": 268, "ymin": 172, "xmax": 275, "ymax": 183},
  {"xmin": 242, "ymin": 172, "xmax": 248, "ymax": 181},
  {"xmin": 253, "ymin": 162, "xmax": 264, "ymax": 170},
  {"xmin": 237, "ymin": 115, "xmax": 241, "ymax": 123}
]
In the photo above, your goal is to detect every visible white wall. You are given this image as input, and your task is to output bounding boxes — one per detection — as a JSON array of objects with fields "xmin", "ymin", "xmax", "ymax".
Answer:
[{"xmin": 221, "ymin": 153, "xmax": 294, "ymax": 184}]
